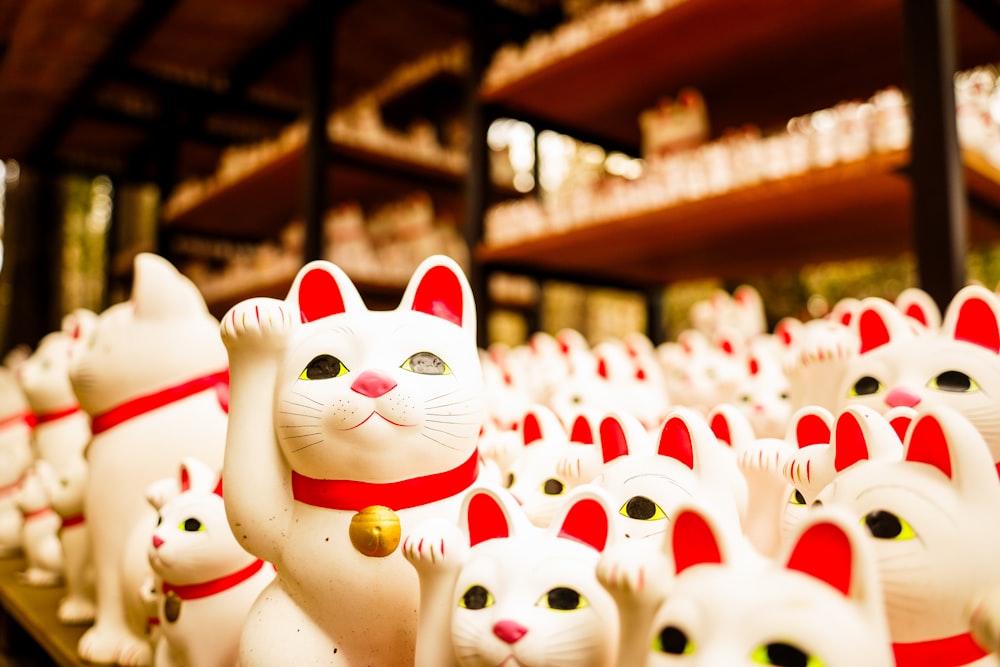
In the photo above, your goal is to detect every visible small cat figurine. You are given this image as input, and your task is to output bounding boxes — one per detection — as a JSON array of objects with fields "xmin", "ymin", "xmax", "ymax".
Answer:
[
  {"xmin": 0, "ymin": 365, "xmax": 35, "ymax": 557},
  {"xmin": 220, "ymin": 255, "xmax": 485, "ymax": 666},
  {"xmin": 70, "ymin": 253, "xmax": 230, "ymax": 666},
  {"xmin": 642, "ymin": 503, "xmax": 894, "ymax": 667},
  {"xmin": 145, "ymin": 458, "xmax": 274, "ymax": 667},
  {"xmin": 817, "ymin": 404, "xmax": 1000, "ymax": 667},
  {"xmin": 15, "ymin": 464, "xmax": 63, "ymax": 586},
  {"xmin": 403, "ymin": 485, "xmax": 620, "ymax": 667}
]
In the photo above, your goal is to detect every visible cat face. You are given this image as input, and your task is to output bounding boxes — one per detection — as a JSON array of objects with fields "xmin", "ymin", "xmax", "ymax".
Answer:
[
  {"xmin": 451, "ymin": 487, "xmax": 618, "ymax": 667},
  {"xmin": 274, "ymin": 257, "xmax": 484, "ymax": 482},
  {"xmin": 17, "ymin": 332, "xmax": 75, "ymax": 413}
]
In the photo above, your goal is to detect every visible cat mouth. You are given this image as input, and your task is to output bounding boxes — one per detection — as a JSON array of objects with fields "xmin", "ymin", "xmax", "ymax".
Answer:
[{"xmin": 342, "ymin": 411, "xmax": 413, "ymax": 430}]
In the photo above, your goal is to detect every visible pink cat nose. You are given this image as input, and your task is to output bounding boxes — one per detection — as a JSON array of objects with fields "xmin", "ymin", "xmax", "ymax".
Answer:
[
  {"xmin": 350, "ymin": 370, "xmax": 398, "ymax": 398},
  {"xmin": 885, "ymin": 387, "xmax": 921, "ymax": 408},
  {"xmin": 493, "ymin": 619, "xmax": 528, "ymax": 644},
  {"xmin": 151, "ymin": 535, "xmax": 164, "ymax": 549}
]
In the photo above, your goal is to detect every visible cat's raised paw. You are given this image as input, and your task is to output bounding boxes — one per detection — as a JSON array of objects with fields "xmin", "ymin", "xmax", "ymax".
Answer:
[
  {"xmin": 221, "ymin": 298, "xmax": 294, "ymax": 356},
  {"xmin": 402, "ymin": 518, "xmax": 467, "ymax": 575}
]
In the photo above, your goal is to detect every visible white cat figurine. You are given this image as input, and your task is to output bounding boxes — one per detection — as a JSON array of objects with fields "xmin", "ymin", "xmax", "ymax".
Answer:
[
  {"xmin": 70, "ymin": 253, "xmax": 229, "ymax": 666},
  {"xmin": 0, "ymin": 366, "xmax": 35, "ymax": 557},
  {"xmin": 404, "ymin": 485, "xmax": 620, "ymax": 667},
  {"xmin": 220, "ymin": 255, "xmax": 485, "ymax": 665},
  {"xmin": 145, "ymin": 458, "xmax": 274, "ymax": 667},
  {"xmin": 15, "ymin": 464, "xmax": 63, "ymax": 586}
]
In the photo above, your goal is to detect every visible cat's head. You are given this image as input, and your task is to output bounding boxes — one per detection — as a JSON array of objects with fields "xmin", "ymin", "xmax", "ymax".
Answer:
[
  {"xmin": 69, "ymin": 254, "xmax": 226, "ymax": 416},
  {"xmin": 275, "ymin": 255, "xmax": 484, "ymax": 482},
  {"xmin": 817, "ymin": 404, "xmax": 1000, "ymax": 643},
  {"xmin": 648, "ymin": 503, "xmax": 893, "ymax": 667},
  {"xmin": 452, "ymin": 485, "xmax": 619, "ymax": 667}
]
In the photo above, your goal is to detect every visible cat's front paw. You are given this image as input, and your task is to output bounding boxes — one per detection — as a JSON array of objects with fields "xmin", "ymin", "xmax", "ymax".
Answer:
[
  {"xmin": 220, "ymin": 298, "xmax": 294, "ymax": 357},
  {"xmin": 556, "ymin": 445, "xmax": 603, "ymax": 485},
  {"xmin": 402, "ymin": 518, "xmax": 468, "ymax": 576},
  {"xmin": 737, "ymin": 439, "xmax": 793, "ymax": 481},
  {"xmin": 597, "ymin": 541, "xmax": 670, "ymax": 604}
]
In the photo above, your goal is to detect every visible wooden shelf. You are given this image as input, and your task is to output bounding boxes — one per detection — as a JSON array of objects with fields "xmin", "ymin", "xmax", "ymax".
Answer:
[
  {"xmin": 0, "ymin": 557, "xmax": 87, "ymax": 667},
  {"xmin": 481, "ymin": 0, "xmax": 1000, "ymax": 149},
  {"xmin": 476, "ymin": 150, "xmax": 1000, "ymax": 286}
]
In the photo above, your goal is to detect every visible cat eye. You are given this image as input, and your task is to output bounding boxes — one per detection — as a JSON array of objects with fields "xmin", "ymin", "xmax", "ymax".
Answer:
[
  {"xmin": 299, "ymin": 354, "xmax": 348, "ymax": 380},
  {"xmin": 928, "ymin": 370, "xmax": 978, "ymax": 393},
  {"xmin": 401, "ymin": 352, "xmax": 451, "ymax": 375},
  {"xmin": 788, "ymin": 490, "xmax": 807, "ymax": 507},
  {"xmin": 848, "ymin": 375, "xmax": 883, "ymax": 397},
  {"xmin": 541, "ymin": 478, "xmax": 565, "ymax": 495},
  {"xmin": 751, "ymin": 642, "xmax": 822, "ymax": 666},
  {"xmin": 652, "ymin": 625, "xmax": 694, "ymax": 655},
  {"xmin": 505, "ymin": 473, "xmax": 515, "ymax": 488},
  {"xmin": 619, "ymin": 496, "xmax": 666, "ymax": 521},
  {"xmin": 459, "ymin": 584, "xmax": 494, "ymax": 610},
  {"xmin": 863, "ymin": 510, "xmax": 915, "ymax": 540},
  {"xmin": 537, "ymin": 587, "xmax": 586, "ymax": 611},
  {"xmin": 180, "ymin": 517, "xmax": 204, "ymax": 532}
]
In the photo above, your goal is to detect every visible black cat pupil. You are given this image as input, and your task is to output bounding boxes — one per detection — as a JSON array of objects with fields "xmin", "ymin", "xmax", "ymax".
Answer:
[
  {"xmin": 543, "ymin": 479, "xmax": 564, "ymax": 495},
  {"xmin": 766, "ymin": 642, "xmax": 810, "ymax": 667},
  {"xmin": 853, "ymin": 375, "xmax": 880, "ymax": 395},
  {"xmin": 408, "ymin": 352, "xmax": 445, "ymax": 375},
  {"xmin": 793, "ymin": 490, "xmax": 806, "ymax": 505},
  {"xmin": 305, "ymin": 354, "xmax": 342, "ymax": 380},
  {"xmin": 183, "ymin": 518, "xmax": 201, "ymax": 532},
  {"xmin": 626, "ymin": 496, "xmax": 657, "ymax": 520},
  {"xmin": 505, "ymin": 473, "xmax": 515, "ymax": 488},
  {"xmin": 657, "ymin": 626, "xmax": 689, "ymax": 654},
  {"xmin": 463, "ymin": 585, "xmax": 489, "ymax": 610},
  {"xmin": 547, "ymin": 587, "xmax": 579, "ymax": 610},
  {"xmin": 936, "ymin": 370, "xmax": 972, "ymax": 392},
  {"xmin": 865, "ymin": 510, "xmax": 902, "ymax": 539}
]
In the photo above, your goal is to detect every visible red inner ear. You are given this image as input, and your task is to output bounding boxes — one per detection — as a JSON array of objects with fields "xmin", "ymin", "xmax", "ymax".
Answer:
[
  {"xmin": 522, "ymin": 413, "xmax": 543, "ymax": 445},
  {"xmin": 786, "ymin": 521, "xmax": 852, "ymax": 596},
  {"xmin": 597, "ymin": 357, "xmax": 609, "ymax": 379},
  {"xmin": 904, "ymin": 303, "xmax": 928, "ymax": 326},
  {"xmin": 411, "ymin": 265, "xmax": 462, "ymax": 327},
  {"xmin": 796, "ymin": 413, "xmax": 832, "ymax": 449},
  {"xmin": 467, "ymin": 493, "xmax": 511, "ymax": 547},
  {"xmin": 749, "ymin": 357, "xmax": 759, "ymax": 376},
  {"xmin": 213, "ymin": 478, "xmax": 223, "ymax": 498},
  {"xmin": 672, "ymin": 510, "xmax": 722, "ymax": 575},
  {"xmin": 558, "ymin": 498, "xmax": 609, "ymax": 551},
  {"xmin": 905, "ymin": 416, "xmax": 953, "ymax": 479},
  {"xmin": 954, "ymin": 297, "xmax": 1000, "ymax": 354},
  {"xmin": 570, "ymin": 416, "xmax": 594, "ymax": 444},
  {"xmin": 299, "ymin": 268, "xmax": 347, "ymax": 324},
  {"xmin": 888, "ymin": 414, "xmax": 913, "ymax": 442},
  {"xmin": 180, "ymin": 466, "xmax": 191, "ymax": 493},
  {"xmin": 858, "ymin": 309, "xmax": 891, "ymax": 354},
  {"xmin": 833, "ymin": 411, "xmax": 870, "ymax": 472},
  {"xmin": 599, "ymin": 418, "xmax": 630, "ymax": 463},
  {"xmin": 709, "ymin": 412, "xmax": 732, "ymax": 446},
  {"xmin": 658, "ymin": 417, "xmax": 695, "ymax": 469}
]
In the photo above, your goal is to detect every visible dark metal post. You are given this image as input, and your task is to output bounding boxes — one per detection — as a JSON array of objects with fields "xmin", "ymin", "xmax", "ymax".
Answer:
[
  {"xmin": 466, "ymin": 3, "xmax": 492, "ymax": 348},
  {"xmin": 303, "ymin": 0, "xmax": 332, "ymax": 263}
]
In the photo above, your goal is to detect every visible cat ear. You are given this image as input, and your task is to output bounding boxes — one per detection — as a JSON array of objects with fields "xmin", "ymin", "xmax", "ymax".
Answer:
[
  {"xmin": 830, "ymin": 297, "xmax": 861, "ymax": 327},
  {"xmin": 287, "ymin": 260, "xmax": 365, "ymax": 324},
  {"xmin": 884, "ymin": 406, "xmax": 917, "ymax": 442},
  {"xmin": 551, "ymin": 487, "xmax": 614, "ymax": 552},
  {"xmin": 789, "ymin": 406, "xmax": 833, "ymax": 449},
  {"xmin": 707, "ymin": 403, "xmax": 754, "ymax": 451},
  {"xmin": 903, "ymin": 406, "xmax": 1000, "ymax": 495},
  {"xmin": 177, "ymin": 457, "xmax": 221, "ymax": 494},
  {"xmin": 461, "ymin": 487, "xmax": 517, "ymax": 547},
  {"xmin": 657, "ymin": 408, "xmax": 712, "ymax": 469},
  {"xmin": 398, "ymin": 255, "xmax": 475, "ymax": 334},
  {"xmin": 131, "ymin": 253, "xmax": 210, "ymax": 320},
  {"xmin": 568, "ymin": 413, "xmax": 595, "ymax": 444},
  {"xmin": 521, "ymin": 405, "xmax": 564, "ymax": 446},
  {"xmin": 853, "ymin": 298, "xmax": 912, "ymax": 354},
  {"xmin": 598, "ymin": 411, "xmax": 648, "ymax": 463},
  {"xmin": 942, "ymin": 285, "xmax": 1000, "ymax": 354},
  {"xmin": 783, "ymin": 514, "xmax": 854, "ymax": 596},
  {"xmin": 667, "ymin": 505, "xmax": 726, "ymax": 575},
  {"xmin": 831, "ymin": 407, "xmax": 873, "ymax": 472},
  {"xmin": 895, "ymin": 287, "xmax": 941, "ymax": 330}
]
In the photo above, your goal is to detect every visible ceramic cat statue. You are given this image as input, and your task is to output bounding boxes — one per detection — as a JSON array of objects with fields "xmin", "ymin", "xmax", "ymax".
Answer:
[
  {"xmin": 145, "ymin": 458, "xmax": 274, "ymax": 667},
  {"xmin": 220, "ymin": 254, "xmax": 485, "ymax": 666},
  {"xmin": 644, "ymin": 503, "xmax": 894, "ymax": 667},
  {"xmin": 817, "ymin": 404, "xmax": 1000, "ymax": 667},
  {"xmin": 0, "ymin": 365, "xmax": 35, "ymax": 556},
  {"xmin": 70, "ymin": 253, "xmax": 230, "ymax": 666},
  {"xmin": 15, "ymin": 464, "xmax": 63, "ymax": 586},
  {"xmin": 403, "ymin": 485, "xmax": 620, "ymax": 667}
]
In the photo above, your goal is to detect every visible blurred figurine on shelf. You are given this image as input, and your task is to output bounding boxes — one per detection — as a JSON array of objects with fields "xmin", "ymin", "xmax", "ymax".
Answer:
[
  {"xmin": 15, "ymin": 464, "xmax": 62, "ymax": 586},
  {"xmin": 220, "ymin": 255, "xmax": 484, "ymax": 665},
  {"xmin": 144, "ymin": 458, "xmax": 274, "ymax": 667},
  {"xmin": 70, "ymin": 253, "xmax": 229, "ymax": 667},
  {"xmin": 0, "ymin": 366, "xmax": 35, "ymax": 557}
]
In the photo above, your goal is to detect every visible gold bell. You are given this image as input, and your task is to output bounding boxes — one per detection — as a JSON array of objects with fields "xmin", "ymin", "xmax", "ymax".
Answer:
[{"xmin": 348, "ymin": 505, "xmax": 401, "ymax": 557}]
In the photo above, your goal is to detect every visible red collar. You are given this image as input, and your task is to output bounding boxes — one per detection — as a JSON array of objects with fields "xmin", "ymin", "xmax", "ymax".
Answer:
[
  {"xmin": 161, "ymin": 558, "xmax": 266, "ymax": 600},
  {"xmin": 91, "ymin": 370, "xmax": 229, "ymax": 435},
  {"xmin": 22, "ymin": 507, "xmax": 52, "ymax": 521},
  {"xmin": 893, "ymin": 633, "xmax": 988, "ymax": 667},
  {"xmin": 0, "ymin": 475, "xmax": 24, "ymax": 499},
  {"xmin": 35, "ymin": 405, "xmax": 82, "ymax": 425},
  {"xmin": 60, "ymin": 514, "xmax": 85, "ymax": 530},
  {"xmin": 292, "ymin": 449, "xmax": 479, "ymax": 512},
  {"xmin": 0, "ymin": 411, "xmax": 35, "ymax": 432}
]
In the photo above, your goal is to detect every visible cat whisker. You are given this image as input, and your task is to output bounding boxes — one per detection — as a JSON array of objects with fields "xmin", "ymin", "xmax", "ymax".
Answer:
[
  {"xmin": 284, "ymin": 432, "xmax": 323, "ymax": 439},
  {"xmin": 291, "ymin": 391, "xmax": 323, "ymax": 406},
  {"xmin": 282, "ymin": 400, "xmax": 322, "ymax": 412},
  {"xmin": 420, "ymin": 432, "xmax": 461, "ymax": 451},
  {"xmin": 279, "ymin": 423, "xmax": 322, "ymax": 429},
  {"xmin": 424, "ymin": 425, "xmax": 480, "ymax": 440},
  {"xmin": 278, "ymin": 411, "xmax": 321, "ymax": 420},
  {"xmin": 426, "ymin": 389, "xmax": 460, "ymax": 404},
  {"xmin": 291, "ymin": 439, "xmax": 324, "ymax": 452},
  {"xmin": 424, "ymin": 417, "xmax": 483, "ymax": 426}
]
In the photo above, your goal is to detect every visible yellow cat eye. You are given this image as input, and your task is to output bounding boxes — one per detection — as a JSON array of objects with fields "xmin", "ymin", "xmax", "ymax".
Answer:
[
  {"xmin": 459, "ymin": 584, "xmax": 494, "ymax": 610},
  {"xmin": 862, "ymin": 510, "xmax": 915, "ymax": 541},
  {"xmin": 179, "ymin": 517, "xmax": 204, "ymax": 532},
  {"xmin": 536, "ymin": 587, "xmax": 587, "ymax": 612},
  {"xmin": 788, "ymin": 489, "xmax": 807, "ymax": 507},
  {"xmin": 652, "ymin": 626, "xmax": 695, "ymax": 655},
  {"xmin": 401, "ymin": 351, "xmax": 451, "ymax": 375},
  {"xmin": 299, "ymin": 354, "xmax": 348, "ymax": 380},
  {"xmin": 927, "ymin": 370, "xmax": 978, "ymax": 393},
  {"xmin": 751, "ymin": 642, "xmax": 823, "ymax": 666},
  {"xmin": 541, "ymin": 478, "xmax": 565, "ymax": 496},
  {"xmin": 619, "ymin": 496, "xmax": 667, "ymax": 521},
  {"xmin": 848, "ymin": 375, "xmax": 883, "ymax": 398}
]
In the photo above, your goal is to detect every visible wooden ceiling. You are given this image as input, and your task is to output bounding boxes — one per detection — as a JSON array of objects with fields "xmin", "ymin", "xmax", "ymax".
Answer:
[{"xmin": 0, "ymin": 0, "xmax": 523, "ymax": 185}]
